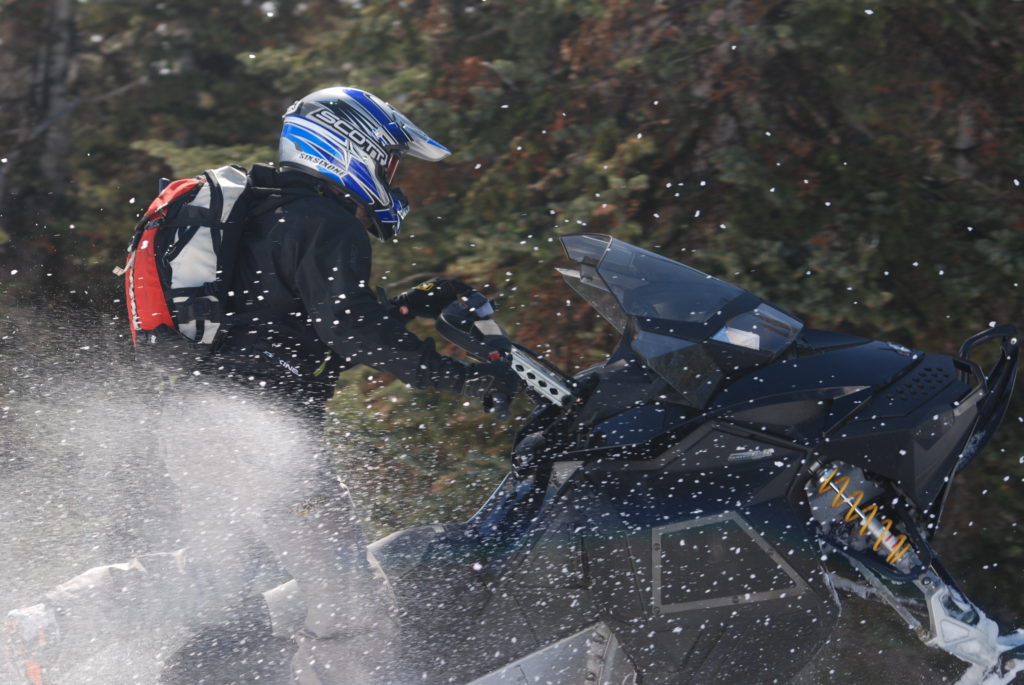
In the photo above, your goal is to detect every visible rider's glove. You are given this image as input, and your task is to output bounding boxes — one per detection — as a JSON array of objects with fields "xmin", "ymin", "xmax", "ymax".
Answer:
[
  {"xmin": 461, "ymin": 360, "xmax": 523, "ymax": 413},
  {"xmin": 391, "ymin": 278, "xmax": 471, "ymax": 320}
]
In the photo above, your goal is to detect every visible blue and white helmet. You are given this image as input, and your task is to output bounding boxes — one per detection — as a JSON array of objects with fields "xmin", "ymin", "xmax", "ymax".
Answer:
[{"xmin": 279, "ymin": 86, "xmax": 451, "ymax": 241}]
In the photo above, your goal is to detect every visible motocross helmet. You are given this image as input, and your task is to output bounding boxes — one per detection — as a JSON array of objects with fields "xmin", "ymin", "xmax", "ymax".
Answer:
[{"xmin": 278, "ymin": 86, "xmax": 451, "ymax": 241}]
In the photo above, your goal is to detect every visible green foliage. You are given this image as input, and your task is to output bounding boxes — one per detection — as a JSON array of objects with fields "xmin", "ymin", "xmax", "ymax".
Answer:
[
  {"xmin": 2, "ymin": 0, "xmax": 1023, "ymax": 634},
  {"xmin": 130, "ymin": 141, "xmax": 276, "ymax": 178},
  {"xmin": 324, "ymin": 368, "xmax": 519, "ymax": 538}
]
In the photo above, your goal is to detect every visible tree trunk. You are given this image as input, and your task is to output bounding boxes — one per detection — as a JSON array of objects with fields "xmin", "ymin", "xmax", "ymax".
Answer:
[
  {"xmin": 0, "ymin": 0, "xmax": 78, "ymax": 298},
  {"xmin": 39, "ymin": 0, "xmax": 77, "ymax": 191}
]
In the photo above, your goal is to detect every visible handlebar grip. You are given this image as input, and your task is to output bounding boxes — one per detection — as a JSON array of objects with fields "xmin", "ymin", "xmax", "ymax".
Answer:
[{"xmin": 488, "ymin": 392, "xmax": 511, "ymax": 420}]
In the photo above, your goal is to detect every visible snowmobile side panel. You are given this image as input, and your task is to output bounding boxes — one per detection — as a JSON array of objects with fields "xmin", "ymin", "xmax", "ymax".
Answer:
[
  {"xmin": 822, "ymin": 352, "xmax": 981, "ymax": 510},
  {"xmin": 571, "ymin": 459, "xmax": 838, "ymax": 683}
]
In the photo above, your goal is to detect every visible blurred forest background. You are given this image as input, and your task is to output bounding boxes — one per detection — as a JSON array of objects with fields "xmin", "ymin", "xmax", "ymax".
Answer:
[{"xmin": 0, "ymin": 0, "xmax": 1022, "ymax": 680}]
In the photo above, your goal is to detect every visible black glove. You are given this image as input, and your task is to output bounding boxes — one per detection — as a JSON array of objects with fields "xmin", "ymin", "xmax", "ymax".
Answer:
[
  {"xmin": 461, "ymin": 360, "xmax": 524, "ymax": 415},
  {"xmin": 391, "ymin": 277, "xmax": 471, "ymax": 320}
]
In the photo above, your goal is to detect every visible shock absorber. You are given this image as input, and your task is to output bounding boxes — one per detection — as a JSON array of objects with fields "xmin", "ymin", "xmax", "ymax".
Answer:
[{"xmin": 814, "ymin": 465, "xmax": 913, "ymax": 565}]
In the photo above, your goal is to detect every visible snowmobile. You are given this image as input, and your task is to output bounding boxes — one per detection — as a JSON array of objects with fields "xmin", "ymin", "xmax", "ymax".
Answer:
[{"xmin": 259, "ymin": 233, "xmax": 1024, "ymax": 684}]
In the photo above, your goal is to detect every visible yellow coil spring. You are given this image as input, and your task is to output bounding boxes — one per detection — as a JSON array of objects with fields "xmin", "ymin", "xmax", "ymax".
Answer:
[{"xmin": 817, "ymin": 467, "xmax": 912, "ymax": 565}]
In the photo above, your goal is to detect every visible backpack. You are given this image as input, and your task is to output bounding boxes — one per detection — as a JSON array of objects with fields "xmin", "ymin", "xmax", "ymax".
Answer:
[{"xmin": 118, "ymin": 165, "xmax": 251, "ymax": 350}]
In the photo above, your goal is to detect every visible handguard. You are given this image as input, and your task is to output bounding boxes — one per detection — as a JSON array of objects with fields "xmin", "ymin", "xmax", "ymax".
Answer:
[{"xmin": 436, "ymin": 289, "xmax": 574, "ymax": 408}]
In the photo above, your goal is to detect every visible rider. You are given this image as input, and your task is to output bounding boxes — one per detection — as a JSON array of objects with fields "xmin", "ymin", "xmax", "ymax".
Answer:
[
  {"xmin": 3, "ymin": 86, "xmax": 521, "ymax": 685},
  {"xmin": 208, "ymin": 86, "xmax": 519, "ymax": 415}
]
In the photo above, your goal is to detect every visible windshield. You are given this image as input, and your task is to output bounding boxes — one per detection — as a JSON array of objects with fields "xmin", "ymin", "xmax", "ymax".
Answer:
[
  {"xmin": 559, "ymin": 234, "xmax": 746, "ymax": 326},
  {"xmin": 558, "ymin": 234, "xmax": 802, "ymax": 407}
]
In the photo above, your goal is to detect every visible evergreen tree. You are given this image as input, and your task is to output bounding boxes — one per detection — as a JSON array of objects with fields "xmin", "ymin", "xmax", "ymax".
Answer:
[{"xmin": 1, "ymin": 0, "xmax": 1022, "ymax": 645}]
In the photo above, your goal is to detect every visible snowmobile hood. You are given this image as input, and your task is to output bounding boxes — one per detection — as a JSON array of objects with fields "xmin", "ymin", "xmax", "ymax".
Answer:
[{"xmin": 558, "ymin": 234, "xmax": 803, "ymax": 407}]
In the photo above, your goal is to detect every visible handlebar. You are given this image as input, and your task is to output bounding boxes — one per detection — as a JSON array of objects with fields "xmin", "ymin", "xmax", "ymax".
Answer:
[
  {"xmin": 436, "ymin": 288, "xmax": 575, "ymax": 408},
  {"xmin": 955, "ymin": 324, "xmax": 1019, "ymax": 472}
]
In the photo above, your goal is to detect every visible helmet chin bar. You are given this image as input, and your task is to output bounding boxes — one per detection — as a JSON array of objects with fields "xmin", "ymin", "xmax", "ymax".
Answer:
[
  {"xmin": 330, "ymin": 186, "xmax": 405, "ymax": 242},
  {"xmin": 369, "ymin": 187, "xmax": 407, "ymax": 241}
]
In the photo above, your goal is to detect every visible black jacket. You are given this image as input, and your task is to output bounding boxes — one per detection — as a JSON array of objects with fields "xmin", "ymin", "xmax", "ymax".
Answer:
[{"xmin": 205, "ymin": 164, "xmax": 468, "ymax": 404}]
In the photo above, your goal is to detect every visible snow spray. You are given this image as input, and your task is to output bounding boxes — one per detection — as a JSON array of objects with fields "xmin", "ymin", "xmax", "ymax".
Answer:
[{"xmin": 0, "ymin": 304, "xmax": 360, "ymax": 683}]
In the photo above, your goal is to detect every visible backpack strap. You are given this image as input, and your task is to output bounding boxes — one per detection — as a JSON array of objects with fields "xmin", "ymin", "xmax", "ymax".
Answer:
[{"xmin": 205, "ymin": 165, "xmax": 250, "ymax": 222}]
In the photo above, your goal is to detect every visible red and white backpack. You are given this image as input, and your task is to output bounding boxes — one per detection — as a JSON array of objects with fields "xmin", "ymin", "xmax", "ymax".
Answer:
[{"xmin": 118, "ymin": 165, "xmax": 251, "ymax": 350}]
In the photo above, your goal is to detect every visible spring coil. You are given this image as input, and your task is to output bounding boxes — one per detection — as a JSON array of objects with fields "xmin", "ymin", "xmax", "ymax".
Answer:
[{"xmin": 817, "ymin": 467, "xmax": 912, "ymax": 565}]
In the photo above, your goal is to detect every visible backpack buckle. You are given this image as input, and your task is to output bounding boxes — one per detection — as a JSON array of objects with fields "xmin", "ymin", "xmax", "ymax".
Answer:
[{"xmin": 174, "ymin": 297, "xmax": 222, "ymax": 323}]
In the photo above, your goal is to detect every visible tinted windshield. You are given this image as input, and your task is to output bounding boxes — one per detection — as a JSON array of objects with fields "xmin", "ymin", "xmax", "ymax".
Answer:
[
  {"xmin": 560, "ymin": 234, "xmax": 745, "ymax": 327},
  {"xmin": 559, "ymin": 234, "xmax": 803, "ymax": 407}
]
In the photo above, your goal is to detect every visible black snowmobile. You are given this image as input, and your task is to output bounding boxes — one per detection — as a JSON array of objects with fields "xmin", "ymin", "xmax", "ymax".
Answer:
[{"xmin": 263, "ymin": 233, "xmax": 1022, "ymax": 684}]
